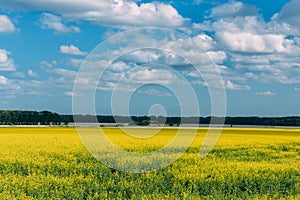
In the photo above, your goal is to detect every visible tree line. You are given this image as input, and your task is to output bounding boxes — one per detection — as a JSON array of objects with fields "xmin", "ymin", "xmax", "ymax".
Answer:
[
  {"xmin": 1, "ymin": 110, "xmax": 300, "ymax": 126},
  {"xmin": 0, "ymin": 110, "xmax": 69, "ymax": 125}
]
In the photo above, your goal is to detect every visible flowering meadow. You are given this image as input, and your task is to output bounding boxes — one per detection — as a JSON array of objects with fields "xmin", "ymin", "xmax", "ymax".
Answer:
[{"xmin": 0, "ymin": 128, "xmax": 299, "ymax": 199}]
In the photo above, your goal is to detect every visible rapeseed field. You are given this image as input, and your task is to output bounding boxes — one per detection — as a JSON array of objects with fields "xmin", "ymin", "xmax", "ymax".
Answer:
[{"xmin": 0, "ymin": 128, "xmax": 299, "ymax": 199}]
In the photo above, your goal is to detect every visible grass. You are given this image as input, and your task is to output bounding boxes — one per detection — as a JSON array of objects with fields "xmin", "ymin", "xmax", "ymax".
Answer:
[{"xmin": 0, "ymin": 127, "xmax": 299, "ymax": 199}]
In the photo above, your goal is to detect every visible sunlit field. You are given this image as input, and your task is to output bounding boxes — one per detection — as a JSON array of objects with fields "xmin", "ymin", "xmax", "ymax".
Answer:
[{"xmin": 0, "ymin": 127, "xmax": 299, "ymax": 199}]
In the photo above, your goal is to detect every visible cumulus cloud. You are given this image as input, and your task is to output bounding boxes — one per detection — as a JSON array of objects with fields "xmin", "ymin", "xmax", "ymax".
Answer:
[
  {"xmin": 0, "ymin": 75, "xmax": 22, "ymax": 93},
  {"xmin": 64, "ymin": 91, "xmax": 81, "ymax": 97},
  {"xmin": 39, "ymin": 60, "xmax": 57, "ymax": 68},
  {"xmin": 4, "ymin": 0, "xmax": 299, "ymax": 97},
  {"xmin": 0, "ymin": 75, "xmax": 8, "ymax": 85},
  {"xmin": 210, "ymin": 1, "xmax": 258, "ymax": 19},
  {"xmin": 69, "ymin": 58, "xmax": 84, "ymax": 68},
  {"xmin": 119, "ymin": 49, "xmax": 187, "ymax": 67},
  {"xmin": 210, "ymin": 16, "xmax": 295, "ymax": 54},
  {"xmin": 52, "ymin": 68, "xmax": 77, "ymax": 78},
  {"xmin": 225, "ymin": 80, "xmax": 250, "ymax": 90},
  {"xmin": 124, "ymin": 68, "xmax": 177, "ymax": 85},
  {"xmin": 1, "ymin": 0, "xmax": 187, "ymax": 29},
  {"xmin": 216, "ymin": 32, "xmax": 292, "ymax": 53},
  {"xmin": 230, "ymin": 54, "xmax": 271, "ymax": 65},
  {"xmin": 40, "ymin": 63, "xmax": 78, "ymax": 90},
  {"xmin": 194, "ymin": 0, "xmax": 300, "ymax": 85},
  {"xmin": 190, "ymin": 34, "xmax": 217, "ymax": 51},
  {"xmin": 0, "ymin": 49, "xmax": 16, "ymax": 71},
  {"xmin": 40, "ymin": 13, "xmax": 80, "ymax": 33},
  {"xmin": 28, "ymin": 69, "xmax": 38, "ymax": 77},
  {"xmin": 256, "ymin": 91, "xmax": 276, "ymax": 96},
  {"xmin": 89, "ymin": 32, "xmax": 223, "ymax": 70},
  {"xmin": 230, "ymin": 53, "xmax": 300, "ymax": 84},
  {"xmin": 211, "ymin": 16, "xmax": 266, "ymax": 35},
  {"xmin": 207, "ymin": 51, "xmax": 227, "ymax": 64},
  {"xmin": 109, "ymin": 61, "xmax": 131, "ymax": 72},
  {"xmin": 92, "ymin": 62, "xmax": 187, "ymax": 91},
  {"xmin": 138, "ymin": 88, "xmax": 173, "ymax": 97},
  {"xmin": 60, "ymin": 45, "xmax": 87, "ymax": 56},
  {"xmin": 273, "ymin": 0, "xmax": 300, "ymax": 29},
  {"xmin": 0, "ymin": 15, "xmax": 16, "ymax": 33},
  {"xmin": 39, "ymin": 66, "xmax": 79, "ymax": 91},
  {"xmin": 69, "ymin": 29, "xmax": 231, "ymax": 93}
]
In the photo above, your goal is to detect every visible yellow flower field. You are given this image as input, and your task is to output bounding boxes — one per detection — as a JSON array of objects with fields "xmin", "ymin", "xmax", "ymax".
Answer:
[{"xmin": 0, "ymin": 128, "xmax": 299, "ymax": 199}]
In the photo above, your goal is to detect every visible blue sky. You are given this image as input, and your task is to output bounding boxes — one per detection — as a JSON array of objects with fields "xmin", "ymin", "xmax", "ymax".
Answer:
[{"xmin": 0, "ymin": 0, "xmax": 300, "ymax": 116}]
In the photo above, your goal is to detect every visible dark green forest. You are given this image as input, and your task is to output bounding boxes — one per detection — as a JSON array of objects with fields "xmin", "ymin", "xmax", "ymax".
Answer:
[{"xmin": 1, "ymin": 110, "xmax": 300, "ymax": 126}]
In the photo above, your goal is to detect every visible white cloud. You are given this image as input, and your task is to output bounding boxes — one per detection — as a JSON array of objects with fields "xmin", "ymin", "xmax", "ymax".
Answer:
[
  {"xmin": 52, "ymin": 68, "xmax": 77, "ymax": 78},
  {"xmin": 40, "ymin": 13, "xmax": 80, "ymax": 33},
  {"xmin": 28, "ymin": 69, "xmax": 38, "ymax": 77},
  {"xmin": 39, "ymin": 60, "xmax": 57, "ymax": 68},
  {"xmin": 225, "ymin": 80, "xmax": 250, "ymax": 90},
  {"xmin": 97, "ymin": 33, "xmax": 222, "ymax": 67},
  {"xmin": 212, "ymin": 16, "xmax": 294, "ymax": 54},
  {"xmin": 196, "ymin": 4, "xmax": 300, "ymax": 85},
  {"xmin": 119, "ymin": 49, "xmax": 187, "ymax": 66},
  {"xmin": 31, "ymin": 0, "xmax": 300, "ymax": 93},
  {"xmin": 109, "ymin": 61, "xmax": 131, "ymax": 72},
  {"xmin": 231, "ymin": 54, "xmax": 300, "ymax": 84},
  {"xmin": 122, "ymin": 50, "xmax": 161, "ymax": 64},
  {"xmin": 64, "ymin": 91, "xmax": 80, "ymax": 96},
  {"xmin": 69, "ymin": 30, "xmax": 231, "ymax": 93},
  {"xmin": 2, "ymin": 0, "xmax": 187, "ymax": 29},
  {"xmin": 210, "ymin": 1, "xmax": 258, "ymax": 19},
  {"xmin": 212, "ymin": 16, "xmax": 265, "ymax": 35},
  {"xmin": 83, "ymin": 31, "xmax": 220, "ymax": 68},
  {"xmin": 60, "ymin": 45, "xmax": 87, "ymax": 56},
  {"xmin": 0, "ymin": 49, "xmax": 9, "ymax": 62},
  {"xmin": 0, "ymin": 75, "xmax": 8, "ymax": 85},
  {"xmin": 69, "ymin": 58, "xmax": 84, "ymax": 68},
  {"xmin": 125, "ymin": 68, "xmax": 177, "ymax": 85},
  {"xmin": 64, "ymin": 91, "xmax": 73, "ymax": 96},
  {"xmin": 230, "ymin": 54, "xmax": 271, "ymax": 65},
  {"xmin": 75, "ymin": 77, "xmax": 93, "ymax": 86},
  {"xmin": 138, "ymin": 88, "xmax": 173, "ymax": 97},
  {"xmin": 95, "ymin": 64, "xmax": 182, "ymax": 92},
  {"xmin": 210, "ymin": 15, "xmax": 298, "ymax": 53},
  {"xmin": 256, "ymin": 91, "xmax": 276, "ymax": 96},
  {"xmin": 42, "ymin": 65, "xmax": 78, "ymax": 89},
  {"xmin": 207, "ymin": 51, "xmax": 227, "ymax": 64},
  {"xmin": 0, "ymin": 49, "xmax": 16, "ymax": 71},
  {"xmin": 192, "ymin": 34, "xmax": 216, "ymax": 51},
  {"xmin": 0, "ymin": 15, "xmax": 16, "ymax": 33},
  {"xmin": 273, "ymin": 0, "xmax": 300, "ymax": 29},
  {"xmin": 217, "ymin": 32, "xmax": 292, "ymax": 53},
  {"xmin": 2, "ymin": 0, "xmax": 300, "ymax": 99},
  {"xmin": 0, "ymin": 75, "xmax": 21, "ymax": 93}
]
